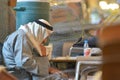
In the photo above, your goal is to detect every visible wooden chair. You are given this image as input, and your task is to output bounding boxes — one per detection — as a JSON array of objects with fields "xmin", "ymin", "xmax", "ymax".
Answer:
[
  {"xmin": 98, "ymin": 23, "xmax": 120, "ymax": 80},
  {"xmin": 0, "ymin": 67, "xmax": 17, "ymax": 80}
]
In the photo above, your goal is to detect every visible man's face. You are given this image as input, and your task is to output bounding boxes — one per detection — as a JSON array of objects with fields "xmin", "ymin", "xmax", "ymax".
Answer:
[{"xmin": 42, "ymin": 37, "xmax": 50, "ymax": 46}]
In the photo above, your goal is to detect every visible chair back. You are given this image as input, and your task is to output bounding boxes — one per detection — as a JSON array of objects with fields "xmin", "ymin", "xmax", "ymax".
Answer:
[{"xmin": 98, "ymin": 23, "xmax": 120, "ymax": 80}]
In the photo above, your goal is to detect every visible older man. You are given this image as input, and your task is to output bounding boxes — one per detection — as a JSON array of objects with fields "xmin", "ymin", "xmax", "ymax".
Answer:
[{"xmin": 2, "ymin": 19, "xmax": 67, "ymax": 80}]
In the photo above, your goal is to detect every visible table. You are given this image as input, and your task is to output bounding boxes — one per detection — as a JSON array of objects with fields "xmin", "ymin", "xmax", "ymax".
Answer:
[
  {"xmin": 50, "ymin": 56, "xmax": 102, "ymax": 80},
  {"xmin": 50, "ymin": 57, "xmax": 77, "ymax": 62},
  {"xmin": 50, "ymin": 57, "xmax": 77, "ymax": 70}
]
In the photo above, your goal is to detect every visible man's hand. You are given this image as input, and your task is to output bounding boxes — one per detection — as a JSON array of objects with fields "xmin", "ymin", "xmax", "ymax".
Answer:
[
  {"xmin": 49, "ymin": 67, "xmax": 68, "ymax": 78},
  {"xmin": 49, "ymin": 67, "xmax": 60, "ymax": 74},
  {"xmin": 39, "ymin": 44, "xmax": 46, "ymax": 56}
]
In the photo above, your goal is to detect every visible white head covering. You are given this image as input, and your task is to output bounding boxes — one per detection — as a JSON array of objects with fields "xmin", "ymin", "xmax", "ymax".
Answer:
[{"xmin": 19, "ymin": 19, "xmax": 53, "ymax": 56}]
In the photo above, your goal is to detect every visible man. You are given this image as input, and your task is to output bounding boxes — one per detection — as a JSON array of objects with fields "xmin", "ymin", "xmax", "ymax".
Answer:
[{"xmin": 2, "ymin": 19, "xmax": 67, "ymax": 80}]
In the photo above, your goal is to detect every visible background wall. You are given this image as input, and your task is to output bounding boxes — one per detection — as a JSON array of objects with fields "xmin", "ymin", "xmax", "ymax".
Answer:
[{"xmin": 0, "ymin": 0, "xmax": 16, "ymax": 43}]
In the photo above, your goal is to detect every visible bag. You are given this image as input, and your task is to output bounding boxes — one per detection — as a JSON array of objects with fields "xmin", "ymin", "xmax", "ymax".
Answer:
[{"xmin": 72, "ymin": 37, "xmax": 98, "ymax": 48}]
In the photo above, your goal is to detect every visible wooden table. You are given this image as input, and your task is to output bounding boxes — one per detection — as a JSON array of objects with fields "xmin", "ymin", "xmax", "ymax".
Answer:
[
  {"xmin": 50, "ymin": 57, "xmax": 77, "ymax": 70},
  {"xmin": 50, "ymin": 57, "xmax": 77, "ymax": 62},
  {"xmin": 50, "ymin": 56, "xmax": 102, "ymax": 80}
]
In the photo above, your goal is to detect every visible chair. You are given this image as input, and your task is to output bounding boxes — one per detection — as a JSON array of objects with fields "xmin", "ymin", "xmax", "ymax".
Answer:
[
  {"xmin": 0, "ymin": 66, "xmax": 17, "ymax": 80},
  {"xmin": 62, "ymin": 42, "xmax": 74, "ymax": 56},
  {"xmin": 75, "ymin": 56, "xmax": 102, "ymax": 80},
  {"xmin": 80, "ymin": 66, "xmax": 99, "ymax": 80},
  {"xmin": 98, "ymin": 23, "xmax": 120, "ymax": 80}
]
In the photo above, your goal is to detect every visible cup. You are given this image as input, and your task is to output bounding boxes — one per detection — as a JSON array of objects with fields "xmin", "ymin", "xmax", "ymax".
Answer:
[{"xmin": 84, "ymin": 48, "xmax": 91, "ymax": 56}]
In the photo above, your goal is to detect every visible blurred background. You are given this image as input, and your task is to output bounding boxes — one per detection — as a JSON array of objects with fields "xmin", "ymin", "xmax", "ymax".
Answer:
[
  {"xmin": 48, "ymin": 0, "xmax": 120, "ymax": 57},
  {"xmin": 0, "ymin": 0, "xmax": 120, "ymax": 57},
  {"xmin": 1, "ymin": 0, "xmax": 120, "ymax": 80}
]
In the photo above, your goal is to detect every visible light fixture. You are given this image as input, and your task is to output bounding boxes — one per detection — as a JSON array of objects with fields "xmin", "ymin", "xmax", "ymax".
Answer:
[
  {"xmin": 99, "ymin": 1, "xmax": 119, "ymax": 10},
  {"xmin": 99, "ymin": 1, "xmax": 109, "ymax": 10}
]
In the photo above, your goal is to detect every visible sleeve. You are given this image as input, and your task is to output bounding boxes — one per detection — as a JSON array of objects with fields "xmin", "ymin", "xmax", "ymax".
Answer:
[
  {"xmin": 13, "ymin": 34, "xmax": 37, "ymax": 71},
  {"xmin": 2, "ymin": 36, "xmax": 16, "ymax": 67}
]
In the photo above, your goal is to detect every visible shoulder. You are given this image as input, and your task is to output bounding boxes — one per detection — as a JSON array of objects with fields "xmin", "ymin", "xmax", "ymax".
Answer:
[
  {"xmin": 4, "ymin": 30, "xmax": 27, "ymax": 44},
  {"xmin": 9, "ymin": 30, "xmax": 26, "ymax": 39}
]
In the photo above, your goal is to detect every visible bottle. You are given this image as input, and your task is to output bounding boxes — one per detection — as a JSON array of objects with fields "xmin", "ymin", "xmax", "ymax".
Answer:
[
  {"xmin": 84, "ymin": 40, "xmax": 89, "ymax": 48},
  {"xmin": 83, "ymin": 40, "xmax": 91, "ymax": 56}
]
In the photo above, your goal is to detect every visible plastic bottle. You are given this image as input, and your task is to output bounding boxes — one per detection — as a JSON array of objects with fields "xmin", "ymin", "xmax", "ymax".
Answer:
[
  {"xmin": 83, "ymin": 40, "xmax": 91, "ymax": 56},
  {"xmin": 84, "ymin": 40, "xmax": 89, "ymax": 48}
]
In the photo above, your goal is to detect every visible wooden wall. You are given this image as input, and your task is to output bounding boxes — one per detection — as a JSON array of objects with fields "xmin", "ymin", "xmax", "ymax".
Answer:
[
  {"xmin": 0, "ymin": 0, "xmax": 16, "ymax": 43},
  {"xmin": 8, "ymin": 0, "xmax": 16, "ymax": 7}
]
